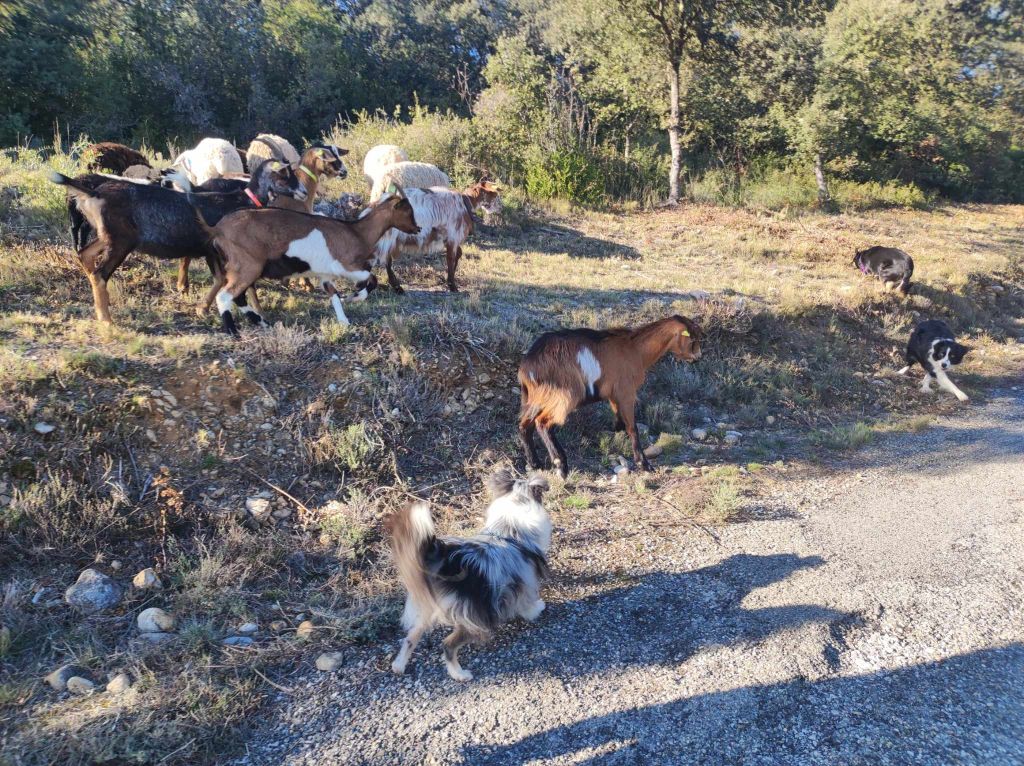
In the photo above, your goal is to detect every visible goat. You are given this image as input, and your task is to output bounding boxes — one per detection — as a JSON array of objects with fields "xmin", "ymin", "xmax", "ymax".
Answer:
[
  {"xmin": 369, "ymin": 161, "xmax": 451, "ymax": 202},
  {"xmin": 371, "ymin": 181, "xmax": 501, "ymax": 293},
  {"xmin": 172, "ymin": 138, "xmax": 245, "ymax": 186},
  {"xmin": 196, "ymin": 191, "xmax": 419, "ymax": 336},
  {"xmin": 185, "ymin": 144, "xmax": 350, "ymax": 302},
  {"xmin": 517, "ymin": 315, "xmax": 703, "ymax": 477},
  {"xmin": 274, "ymin": 144, "xmax": 349, "ymax": 213},
  {"xmin": 363, "ymin": 144, "xmax": 409, "ymax": 187},
  {"xmin": 85, "ymin": 142, "xmax": 150, "ymax": 174},
  {"xmin": 49, "ymin": 160, "xmax": 305, "ymax": 323},
  {"xmin": 245, "ymin": 134, "xmax": 300, "ymax": 173}
]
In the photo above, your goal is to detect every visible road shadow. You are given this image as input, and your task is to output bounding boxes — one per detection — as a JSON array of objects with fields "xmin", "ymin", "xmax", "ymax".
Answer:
[
  {"xmin": 459, "ymin": 643, "xmax": 1024, "ymax": 765},
  {"xmin": 402, "ymin": 553, "xmax": 847, "ymax": 682}
]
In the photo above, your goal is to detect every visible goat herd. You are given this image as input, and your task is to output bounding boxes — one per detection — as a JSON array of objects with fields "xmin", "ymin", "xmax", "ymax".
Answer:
[{"xmin": 49, "ymin": 135, "xmax": 500, "ymax": 331}]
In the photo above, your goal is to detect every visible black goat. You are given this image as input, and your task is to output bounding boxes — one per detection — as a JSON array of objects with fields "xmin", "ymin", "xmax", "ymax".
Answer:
[{"xmin": 49, "ymin": 160, "xmax": 306, "ymax": 323}]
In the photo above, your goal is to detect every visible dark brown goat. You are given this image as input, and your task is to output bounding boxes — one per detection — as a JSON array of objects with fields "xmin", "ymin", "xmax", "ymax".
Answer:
[
  {"xmin": 85, "ymin": 142, "xmax": 150, "ymax": 174},
  {"xmin": 518, "ymin": 315, "xmax": 703, "ymax": 477}
]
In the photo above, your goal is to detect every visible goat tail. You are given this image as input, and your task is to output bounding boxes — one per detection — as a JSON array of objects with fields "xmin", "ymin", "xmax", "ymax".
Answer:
[
  {"xmin": 517, "ymin": 367, "xmax": 574, "ymax": 425},
  {"xmin": 192, "ymin": 206, "xmax": 217, "ymax": 245},
  {"xmin": 386, "ymin": 502, "xmax": 437, "ymax": 618},
  {"xmin": 47, "ymin": 171, "xmax": 94, "ymax": 198}
]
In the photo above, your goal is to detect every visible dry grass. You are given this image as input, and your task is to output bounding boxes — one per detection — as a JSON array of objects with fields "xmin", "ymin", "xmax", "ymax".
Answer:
[{"xmin": 0, "ymin": 146, "xmax": 1022, "ymax": 764}]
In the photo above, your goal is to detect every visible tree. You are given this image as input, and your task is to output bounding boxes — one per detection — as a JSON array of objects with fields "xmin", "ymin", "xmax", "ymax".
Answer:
[{"xmin": 613, "ymin": 0, "xmax": 780, "ymax": 203}]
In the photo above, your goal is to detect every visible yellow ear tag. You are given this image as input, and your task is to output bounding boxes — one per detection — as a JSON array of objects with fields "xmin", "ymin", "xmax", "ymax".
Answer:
[
  {"xmin": 682, "ymin": 330, "xmax": 690, "ymax": 337},
  {"xmin": 387, "ymin": 183, "xmax": 397, "ymax": 195},
  {"xmin": 271, "ymin": 162, "xmax": 281, "ymax": 170}
]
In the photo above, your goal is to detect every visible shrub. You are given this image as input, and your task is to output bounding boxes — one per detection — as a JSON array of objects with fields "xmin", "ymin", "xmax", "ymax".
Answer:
[{"xmin": 524, "ymin": 148, "xmax": 604, "ymax": 205}]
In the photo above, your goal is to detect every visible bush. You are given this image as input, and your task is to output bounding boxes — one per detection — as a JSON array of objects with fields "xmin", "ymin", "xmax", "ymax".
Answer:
[
  {"xmin": 524, "ymin": 148, "xmax": 604, "ymax": 205},
  {"xmin": 689, "ymin": 164, "xmax": 932, "ymax": 211}
]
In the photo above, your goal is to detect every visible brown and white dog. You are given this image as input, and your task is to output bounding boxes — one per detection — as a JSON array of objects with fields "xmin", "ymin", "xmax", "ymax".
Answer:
[{"xmin": 388, "ymin": 470, "xmax": 551, "ymax": 681}]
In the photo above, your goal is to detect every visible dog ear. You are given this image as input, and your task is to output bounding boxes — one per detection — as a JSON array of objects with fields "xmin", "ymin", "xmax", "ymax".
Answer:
[
  {"xmin": 526, "ymin": 474, "xmax": 549, "ymax": 503},
  {"xmin": 487, "ymin": 468, "xmax": 516, "ymax": 499}
]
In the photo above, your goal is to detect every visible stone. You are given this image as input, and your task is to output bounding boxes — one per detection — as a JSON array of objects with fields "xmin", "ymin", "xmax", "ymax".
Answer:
[
  {"xmin": 245, "ymin": 497, "xmax": 273, "ymax": 522},
  {"xmin": 33, "ymin": 422, "xmax": 55, "ymax": 434},
  {"xmin": 110, "ymin": 560, "xmax": 122, "ymax": 571},
  {"xmin": 238, "ymin": 622, "xmax": 258, "ymax": 635},
  {"xmin": 66, "ymin": 676, "xmax": 96, "ymax": 694},
  {"xmin": 296, "ymin": 620, "xmax": 316, "ymax": 640},
  {"xmin": 612, "ymin": 464, "xmax": 630, "ymax": 477},
  {"xmin": 137, "ymin": 607, "xmax": 175, "ymax": 633},
  {"xmin": 766, "ymin": 415, "xmax": 776, "ymax": 425},
  {"xmin": 270, "ymin": 620, "xmax": 288, "ymax": 633},
  {"xmin": 45, "ymin": 664, "xmax": 91, "ymax": 692},
  {"xmin": 132, "ymin": 568, "xmax": 160, "ymax": 590},
  {"xmin": 724, "ymin": 431, "xmax": 742, "ymax": 445},
  {"xmin": 223, "ymin": 636, "xmax": 254, "ymax": 647},
  {"xmin": 315, "ymin": 652, "xmax": 344, "ymax": 672},
  {"xmin": 106, "ymin": 673, "xmax": 132, "ymax": 694},
  {"xmin": 643, "ymin": 444, "xmax": 663, "ymax": 459},
  {"xmin": 162, "ymin": 391, "xmax": 178, "ymax": 406},
  {"xmin": 691, "ymin": 428, "xmax": 708, "ymax": 441},
  {"xmin": 65, "ymin": 569, "xmax": 122, "ymax": 613},
  {"xmin": 271, "ymin": 507, "xmax": 292, "ymax": 520}
]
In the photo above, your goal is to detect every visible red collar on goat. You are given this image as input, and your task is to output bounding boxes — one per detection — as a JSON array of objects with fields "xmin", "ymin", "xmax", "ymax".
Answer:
[{"xmin": 244, "ymin": 188, "xmax": 263, "ymax": 208}]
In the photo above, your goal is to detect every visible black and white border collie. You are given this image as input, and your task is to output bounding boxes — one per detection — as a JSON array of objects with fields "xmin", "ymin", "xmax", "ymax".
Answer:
[
  {"xmin": 854, "ymin": 246, "xmax": 914, "ymax": 296},
  {"xmin": 898, "ymin": 319, "xmax": 971, "ymax": 402},
  {"xmin": 388, "ymin": 469, "xmax": 551, "ymax": 681}
]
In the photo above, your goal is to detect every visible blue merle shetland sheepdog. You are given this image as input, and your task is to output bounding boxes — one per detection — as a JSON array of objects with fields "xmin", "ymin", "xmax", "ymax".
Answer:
[{"xmin": 388, "ymin": 469, "xmax": 551, "ymax": 681}]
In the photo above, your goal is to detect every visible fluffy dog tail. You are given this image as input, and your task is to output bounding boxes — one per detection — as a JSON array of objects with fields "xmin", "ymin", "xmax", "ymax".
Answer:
[{"xmin": 387, "ymin": 502, "xmax": 436, "ymax": 617}]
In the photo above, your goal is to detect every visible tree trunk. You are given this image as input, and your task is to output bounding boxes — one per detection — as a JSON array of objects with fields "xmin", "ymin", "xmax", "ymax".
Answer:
[
  {"xmin": 667, "ymin": 60, "xmax": 682, "ymax": 205},
  {"xmin": 814, "ymin": 152, "xmax": 831, "ymax": 206}
]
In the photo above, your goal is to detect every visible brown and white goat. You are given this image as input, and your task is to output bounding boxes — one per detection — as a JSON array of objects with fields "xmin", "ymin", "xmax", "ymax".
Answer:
[
  {"xmin": 371, "ymin": 180, "xmax": 501, "ymax": 293},
  {"xmin": 49, "ymin": 161, "xmax": 304, "ymax": 323},
  {"xmin": 518, "ymin": 315, "xmax": 703, "ymax": 477},
  {"xmin": 197, "ymin": 192, "xmax": 419, "ymax": 335}
]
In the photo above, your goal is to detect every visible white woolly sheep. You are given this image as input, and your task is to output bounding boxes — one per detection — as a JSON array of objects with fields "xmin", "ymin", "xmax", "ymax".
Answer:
[
  {"xmin": 369, "ymin": 161, "xmax": 451, "ymax": 202},
  {"xmin": 246, "ymin": 134, "xmax": 300, "ymax": 173},
  {"xmin": 362, "ymin": 144, "xmax": 409, "ymax": 186},
  {"xmin": 172, "ymin": 138, "xmax": 245, "ymax": 186}
]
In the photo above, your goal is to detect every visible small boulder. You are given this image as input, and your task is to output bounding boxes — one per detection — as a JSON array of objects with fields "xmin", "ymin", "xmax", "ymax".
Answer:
[
  {"xmin": 137, "ymin": 607, "xmax": 175, "ymax": 633},
  {"xmin": 766, "ymin": 415, "xmax": 776, "ymax": 425},
  {"xmin": 245, "ymin": 497, "xmax": 273, "ymax": 522},
  {"xmin": 132, "ymin": 568, "xmax": 160, "ymax": 590},
  {"xmin": 66, "ymin": 676, "xmax": 96, "ymax": 695},
  {"xmin": 65, "ymin": 569, "xmax": 122, "ymax": 613},
  {"xmin": 724, "ymin": 431, "xmax": 742, "ymax": 445},
  {"xmin": 106, "ymin": 673, "xmax": 132, "ymax": 694},
  {"xmin": 222, "ymin": 636, "xmax": 254, "ymax": 647},
  {"xmin": 295, "ymin": 620, "xmax": 316, "ymax": 640},
  {"xmin": 691, "ymin": 428, "xmax": 708, "ymax": 441},
  {"xmin": 315, "ymin": 651, "xmax": 344, "ymax": 672},
  {"xmin": 237, "ymin": 622, "xmax": 258, "ymax": 635},
  {"xmin": 33, "ymin": 422, "xmax": 55, "ymax": 435},
  {"xmin": 45, "ymin": 664, "xmax": 91, "ymax": 692},
  {"xmin": 269, "ymin": 620, "xmax": 288, "ymax": 633},
  {"xmin": 643, "ymin": 444, "xmax": 663, "ymax": 459}
]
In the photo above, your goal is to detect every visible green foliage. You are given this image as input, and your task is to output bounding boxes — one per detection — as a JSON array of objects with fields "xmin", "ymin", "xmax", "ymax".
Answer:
[
  {"xmin": 525, "ymin": 149, "xmax": 604, "ymax": 204},
  {"xmin": 0, "ymin": 0, "xmax": 1021, "ymax": 204}
]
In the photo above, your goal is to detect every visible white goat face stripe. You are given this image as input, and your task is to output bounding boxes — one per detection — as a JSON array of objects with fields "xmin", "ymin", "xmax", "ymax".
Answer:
[
  {"xmin": 286, "ymin": 228, "xmax": 370, "ymax": 284},
  {"xmin": 577, "ymin": 348, "xmax": 602, "ymax": 395}
]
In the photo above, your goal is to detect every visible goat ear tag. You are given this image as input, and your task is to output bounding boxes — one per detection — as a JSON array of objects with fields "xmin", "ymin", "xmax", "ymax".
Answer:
[
  {"xmin": 682, "ymin": 330, "xmax": 690, "ymax": 337},
  {"xmin": 387, "ymin": 183, "xmax": 397, "ymax": 195}
]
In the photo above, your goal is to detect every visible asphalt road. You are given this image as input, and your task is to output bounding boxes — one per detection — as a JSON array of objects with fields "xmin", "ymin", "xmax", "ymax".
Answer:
[{"xmin": 236, "ymin": 387, "xmax": 1024, "ymax": 765}]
